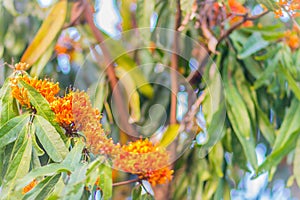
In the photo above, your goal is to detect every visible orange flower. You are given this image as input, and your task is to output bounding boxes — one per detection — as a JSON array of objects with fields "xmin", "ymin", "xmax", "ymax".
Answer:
[
  {"xmin": 275, "ymin": 0, "xmax": 300, "ymax": 17},
  {"xmin": 284, "ymin": 29, "xmax": 300, "ymax": 49},
  {"xmin": 115, "ymin": 139, "xmax": 173, "ymax": 186},
  {"xmin": 50, "ymin": 91, "xmax": 101, "ymax": 129},
  {"xmin": 22, "ymin": 179, "xmax": 37, "ymax": 194},
  {"xmin": 10, "ymin": 75, "xmax": 59, "ymax": 107},
  {"xmin": 15, "ymin": 62, "xmax": 30, "ymax": 71},
  {"xmin": 228, "ymin": 0, "xmax": 253, "ymax": 27}
]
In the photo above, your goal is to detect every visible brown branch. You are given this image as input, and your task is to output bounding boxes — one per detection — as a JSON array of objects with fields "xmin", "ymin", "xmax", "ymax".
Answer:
[
  {"xmin": 170, "ymin": 0, "xmax": 182, "ymax": 125},
  {"xmin": 83, "ymin": 0, "xmax": 138, "ymax": 138},
  {"xmin": 217, "ymin": 10, "xmax": 269, "ymax": 45},
  {"xmin": 112, "ymin": 178, "xmax": 140, "ymax": 187}
]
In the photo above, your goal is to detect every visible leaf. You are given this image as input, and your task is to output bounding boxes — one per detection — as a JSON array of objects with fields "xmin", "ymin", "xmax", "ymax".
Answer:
[
  {"xmin": 30, "ymin": 41, "xmax": 55, "ymax": 77},
  {"xmin": 279, "ymin": 64, "xmax": 300, "ymax": 100},
  {"xmin": 23, "ymin": 174, "xmax": 61, "ymax": 200},
  {"xmin": 60, "ymin": 165, "xmax": 87, "ymax": 200},
  {"xmin": 158, "ymin": 124, "xmax": 180, "ymax": 148},
  {"xmin": 294, "ymin": 136, "xmax": 300, "ymax": 187},
  {"xmin": 256, "ymin": 104, "xmax": 275, "ymax": 146},
  {"xmin": 0, "ymin": 114, "xmax": 30, "ymax": 149},
  {"xmin": 34, "ymin": 115, "xmax": 68, "ymax": 162},
  {"xmin": 18, "ymin": 79, "xmax": 65, "ymax": 138},
  {"xmin": 21, "ymin": 0, "xmax": 67, "ymax": 65},
  {"xmin": 256, "ymin": 129, "xmax": 300, "ymax": 176},
  {"xmin": 115, "ymin": 67, "xmax": 141, "ymax": 123},
  {"xmin": 1, "ymin": 126, "xmax": 32, "ymax": 200},
  {"xmin": 256, "ymin": 0, "xmax": 279, "ymax": 11},
  {"xmin": 223, "ymin": 57, "xmax": 257, "ymax": 169},
  {"xmin": 0, "ymin": 78, "xmax": 19, "ymax": 126},
  {"xmin": 131, "ymin": 184, "xmax": 142, "ymax": 200},
  {"xmin": 238, "ymin": 32, "xmax": 269, "ymax": 59},
  {"xmin": 136, "ymin": 0, "xmax": 155, "ymax": 40},
  {"xmin": 98, "ymin": 163, "xmax": 112, "ymax": 200},
  {"xmin": 62, "ymin": 141, "xmax": 85, "ymax": 170},
  {"xmin": 16, "ymin": 163, "xmax": 70, "ymax": 190}
]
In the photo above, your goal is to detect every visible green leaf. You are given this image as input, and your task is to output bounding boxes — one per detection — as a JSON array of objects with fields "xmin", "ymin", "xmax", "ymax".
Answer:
[
  {"xmin": 256, "ymin": 129, "xmax": 300, "ymax": 176},
  {"xmin": 279, "ymin": 64, "xmax": 300, "ymax": 100},
  {"xmin": 21, "ymin": 0, "xmax": 67, "ymax": 65},
  {"xmin": 1, "ymin": 126, "xmax": 32, "ymax": 200},
  {"xmin": 62, "ymin": 140, "xmax": 85, "ymax": 170},
  {"xmin": 131, "ymin": 184, "xmax": 142, "ymax": 200},
  {"xmin": 0, "ymin": 114, "xmax": 30, "ymax": 149},
  {"xmin": 158, "ymin": 124, "xmax": 180, "ymax": 148},
  {"xmin": 238, "ymin": 32, "xmax": 269, "ymax": 59},
  {"xmin": 16, "ymin": 163, "xmax": 70, "ymax": 190},
  {"xmin": 99, "ymin": 163, "xmax": 112, "ymax": 200},
  {"xmin": 60, "ymin": 165, "xmax": 87, "ymax": 200},
  {"xmin": 18, "ymin": 79, "xmax": 65, "ymax": 139},
  {"xmin": 136, "ymin": 0, "xmax": 155, "ymax": 40},
  {"xmin": 256, "ymin": 0, "xmax": 279, "ymax": 11},
  {"xmin": 23, "ymin": 174, "xmax": 61, "ymax": 200},
  {"xmin": 223, "ymin": 57, "xmax": 257, "ymax": 169},
  {"xmin": 0, "ymin": 78, "xmax": 19, "ymax": 126},
  {"xmin": 34, "ymin": 115, "xmax": 68, "ymax": 162}
]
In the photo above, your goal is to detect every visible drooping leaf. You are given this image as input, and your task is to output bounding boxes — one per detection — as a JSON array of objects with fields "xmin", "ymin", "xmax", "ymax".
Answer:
[
  {"xmin": 23, "ymin": 174, "xmax": 61, "ymax": 200},
  {"xmin": 158, "ymin": 124, "xmax": 180, "ymax": 148},
  {"xmin": 98, "ymin": 163, "xmax": 112, "ymax": 200},
  {"xmin": 293, "ymin": 136, "xmax": 300, "ymax": 187},
  {"xmin": 1, "ymin": 125, "xmax": 32, "ymax": 200},
  {"xmin": 131, "ymin": 184, "xmax": 142, "ymax": 200},
  {"xmin": 34, "ymin": 115, "xmax": 68, "ymax": 162},
  {"xmin": 18, "ymin": 79, "xmax": 65, "ymax": 138},
  {"xmin": 0, "ymin": 114, "xmax": 30, "ymax": 149},
  {"xmin": 21, "ymin": 0, "xmax": 67, "ymax": 65},
  {"xmin": 238, "ymin": 32, "xmax": 269, "ymax": 59},
  {"xmin": 136, "ymin": 0, "xmax": 155, "ymax": 40},
  {"xmin": 279, "ymin": 63, "xmax": 300, "ymax": 100}
]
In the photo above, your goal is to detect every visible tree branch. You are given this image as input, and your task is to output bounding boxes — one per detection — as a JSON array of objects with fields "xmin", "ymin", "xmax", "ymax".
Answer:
[
  {"xmin": 170, "ymin": 0, "xmax": 182, "ymax": 125},
  {"xmin": 83, "ymin": 0, "xmax": 138, "ymax": 137},
  {"xmin": 112, "ymin": 178, "xmax": 140, "ymax": 187},
  {"xmin": 217, "ymin": 10, "xmax": 269, "ymax": 45}
]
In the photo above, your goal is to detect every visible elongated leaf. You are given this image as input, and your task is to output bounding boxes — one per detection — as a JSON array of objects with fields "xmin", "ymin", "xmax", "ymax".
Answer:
[
  {"xmin": 238, "ymin": 32, "xmax": 269, "ymax": 59},
  {"xmin": 99, "ymin": 163, "xmax": 112, "ymax": 200},
  {"xmin": 23, "ymin": 174, "xmax": 61, "ymax": 200},
  {"xmin": 256, "ymin": 104, "xmax": 275, "ymax": 146},
  {"xmin": 136, "ymin": 0, "xmax": 154, "ymax": 40},
  {"xmin": 16, "ymin": 163, "xmax": 70, "ymax": 190},
  {"xmin": 116, "ymin": 67, "xmax": 141, "ymax": 123},
  {"xmin": 256, "ymin": 0, "xmax": 279, "ymax": 11},
  {"xmin": 223, "ymin": 58, "xmax": 257, "ymax": 169},
  {"xmin": 0, "ymin": 78, "xmax": 19, "ymax": 126},
  {"xmin": 60, "ymin": 165, "xmax": 87, "ymax": 200},
  {"xmin": 18, "ymin": 79, "xmax": 65, "ymax": 138},
  {"xmin": 256, "ymin": 129, "xmax": 300, "ymax": 176},
  {"xmin": 21, "ymin": 0, "xmax": 67, "ymax": 65},
  {"xmin": 62, "ymin": 141, "xmax": 85, "ymax": 170},
  {"xmin": 30, "ymin": 41, "xmax": 56, "ymax": 77},
  {"xmin": 1, "ymin": 127, "xmax": 32, "ymax": 200},
  {"xmin": 158, "ymin": 124, "xmax": 180, "ymax": 148},
  {"xmin": 34, "ymin": 115, "xmax": 68, "ymax": 162},
  {"xmin": 0, "ymin": 114, "xmax": 30, "ymax": 149},
  {"xmin": 279, "ymin": 64, "xmax": 300, "ymax": 100},
  {"xmin": 131, "ymin": 184, "xmax": 142, "ymax": 200}
]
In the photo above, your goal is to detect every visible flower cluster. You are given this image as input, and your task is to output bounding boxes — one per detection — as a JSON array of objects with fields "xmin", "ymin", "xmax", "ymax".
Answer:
[
  {"xmin": 114, "ymin": 139, "xmax": 173, "ymax": 186},
  {"xmin": 213, "ymin": 0, "xmax": 253, "ymax": 28},
  {"xmin": 10, "ymin": 73, "xmax": 59, "ymax": 108},
  {"xmin": 22, "ymin": 179, "xmax": 37, "ymax": 194},
  {"xmin": 275, "ymin": 0, "xmax": 300, "ymax": 17},
  {"xmin": 284, "ymin": 27, "xmax": 300, "ymax": 49},
  {"xmin": 9, "ymin": 66, "xmax": 173, "ymax": 187}
]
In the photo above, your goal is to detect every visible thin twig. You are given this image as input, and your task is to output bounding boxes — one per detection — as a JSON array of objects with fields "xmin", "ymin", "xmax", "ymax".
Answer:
[
  {"xmin": 112, "ymin": 178, "xmax": 140, "ymax": 187},
  {"xmin": 217, "ymin": 10, "xmax": 269, "ymax": 45}
]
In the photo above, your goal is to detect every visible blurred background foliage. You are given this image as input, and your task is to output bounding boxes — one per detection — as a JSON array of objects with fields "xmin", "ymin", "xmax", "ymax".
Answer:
[{"xmin": 1, "ymin": 0, "xmax": 300, "ymax": 199}]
